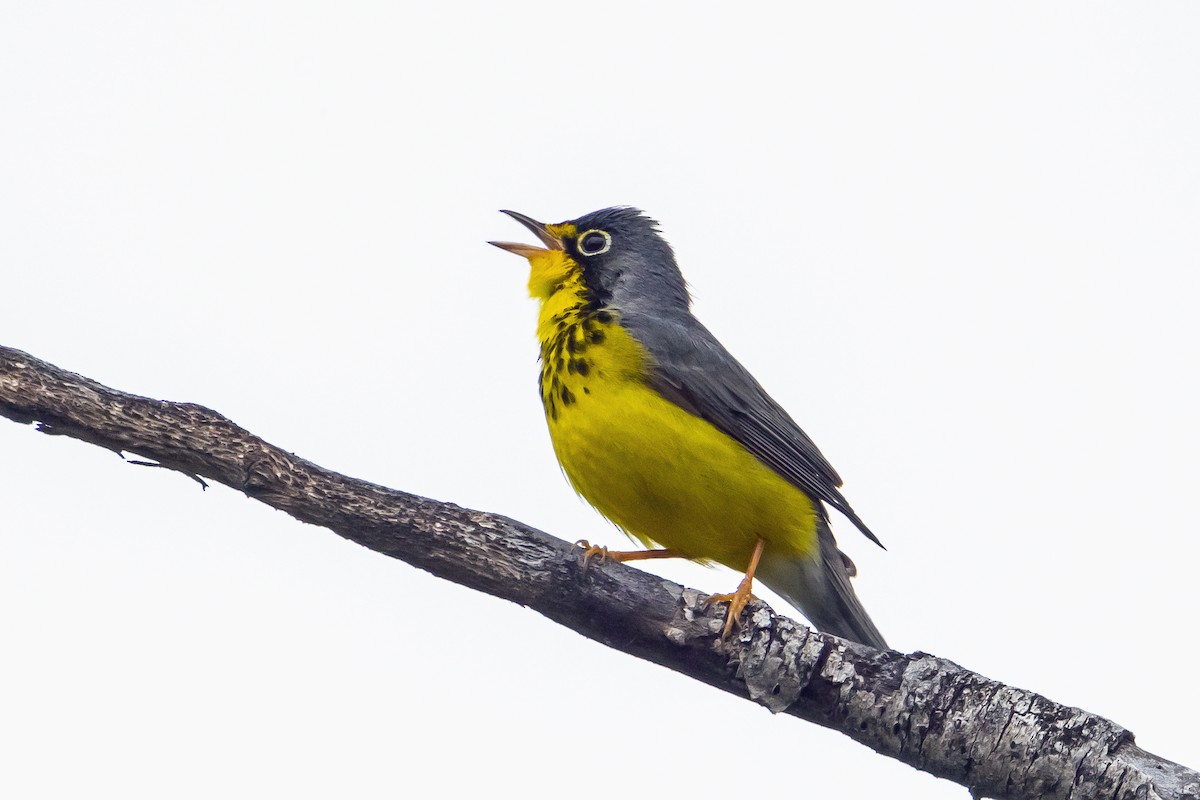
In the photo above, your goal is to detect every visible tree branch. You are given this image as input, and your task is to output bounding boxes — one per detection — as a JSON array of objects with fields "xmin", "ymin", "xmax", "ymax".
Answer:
[{"xmin": 1, "ymin": 343, "xmax": 1195, "ymax": 800}]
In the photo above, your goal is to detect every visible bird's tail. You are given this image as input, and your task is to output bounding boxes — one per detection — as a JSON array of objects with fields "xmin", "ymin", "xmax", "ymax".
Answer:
[{"xmin": 757, "ymin": 518, "xmax": 888, "ymax": 650}]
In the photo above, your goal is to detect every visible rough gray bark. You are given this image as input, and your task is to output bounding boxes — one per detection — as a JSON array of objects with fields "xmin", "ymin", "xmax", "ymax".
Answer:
[{"xmin": 1, "ymin": 343, "xmax": 1196, "ymax": 800}]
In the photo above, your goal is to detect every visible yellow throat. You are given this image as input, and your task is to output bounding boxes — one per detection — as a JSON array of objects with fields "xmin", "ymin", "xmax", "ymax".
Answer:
[{"xmin": 525, "ymin": 232, "xmax": 645, "ymax": 422}]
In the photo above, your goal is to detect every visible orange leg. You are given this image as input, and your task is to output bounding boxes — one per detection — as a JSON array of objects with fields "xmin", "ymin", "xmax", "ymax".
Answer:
[
  {"xmin": 707, "ymin": 537, "xmax": 767, "ymax": 638},
  {"xmin": 575, "ymin": 540, "xmax": 685, "ymax": 569}
]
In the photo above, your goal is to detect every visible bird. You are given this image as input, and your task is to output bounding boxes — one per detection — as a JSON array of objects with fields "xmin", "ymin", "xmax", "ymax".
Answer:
[{"xmin": 490, "ymin": 207, "xmax": 887, "ymax": 649}]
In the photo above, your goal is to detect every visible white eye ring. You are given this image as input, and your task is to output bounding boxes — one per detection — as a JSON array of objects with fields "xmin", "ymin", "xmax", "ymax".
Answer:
[{"xmin": 576, "ymin": 229, "xmax": 612, "ymax": 257}]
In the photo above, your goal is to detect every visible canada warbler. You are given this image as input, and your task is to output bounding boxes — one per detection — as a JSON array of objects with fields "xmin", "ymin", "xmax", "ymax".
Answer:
[{"xmin": 491, "ymin": 207, "xmax": 887, "ymax": 648}]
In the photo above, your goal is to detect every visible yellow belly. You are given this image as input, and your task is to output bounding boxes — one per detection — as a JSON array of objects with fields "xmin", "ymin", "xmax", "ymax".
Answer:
[{"xmin": 544, "ymin": 325, "xmax": 819, "ymax": 571}]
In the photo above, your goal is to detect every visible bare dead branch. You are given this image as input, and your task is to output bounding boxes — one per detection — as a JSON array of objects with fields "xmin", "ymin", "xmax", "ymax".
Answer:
[{"xmin": 2, "ymin": 343, "xmax": 1196, "ymax": 800}]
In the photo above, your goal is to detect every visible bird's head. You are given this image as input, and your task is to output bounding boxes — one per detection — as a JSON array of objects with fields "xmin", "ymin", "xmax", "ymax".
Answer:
[{"xmin": 490, "ymin": 206, "xmax": 690, "ymax": 314}]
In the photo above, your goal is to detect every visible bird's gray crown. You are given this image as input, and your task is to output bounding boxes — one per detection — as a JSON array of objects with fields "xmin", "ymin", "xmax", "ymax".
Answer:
[{"xmin": 563, "ymin": 206, "xmax": 691, "ymax": 315}]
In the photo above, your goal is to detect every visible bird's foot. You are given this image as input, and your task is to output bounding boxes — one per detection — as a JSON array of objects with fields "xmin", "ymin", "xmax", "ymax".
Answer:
[
  {"xmin": 575, "ymin": 540, "xmax": 684, "ymax": 571},
  {"xmin": 707, "ymin": 537, "xmax": 767, "ymax": 639},
  {"xmin": 706, "ymin": 577, "xmax": 759, "ymax": 638},
  {"xmin": 575, "ymin": 539, "xmax": 610, "ymax": 571}
]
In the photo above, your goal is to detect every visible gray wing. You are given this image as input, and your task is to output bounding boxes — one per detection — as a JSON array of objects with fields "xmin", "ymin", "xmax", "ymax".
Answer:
[{"xmin": 626, "ymin": 312, "xmax": 883, "ymax": 548}]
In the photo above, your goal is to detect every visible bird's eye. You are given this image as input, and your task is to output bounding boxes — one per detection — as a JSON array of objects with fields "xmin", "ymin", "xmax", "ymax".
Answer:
[{"xmin": 577, "ymin": 229, "xmax": 612, "ymax": 257}]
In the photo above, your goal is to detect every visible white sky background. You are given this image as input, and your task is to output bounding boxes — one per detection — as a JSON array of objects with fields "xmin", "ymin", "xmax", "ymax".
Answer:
[{"xmin": 2, "ymin": 3, "xmax": 1198, "ymax": 797}]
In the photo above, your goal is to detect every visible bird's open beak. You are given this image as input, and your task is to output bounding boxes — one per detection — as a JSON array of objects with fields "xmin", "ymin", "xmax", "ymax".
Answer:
[{"xmin": 488, "ymin": 210, "xmax": 564, "ymax": 256}]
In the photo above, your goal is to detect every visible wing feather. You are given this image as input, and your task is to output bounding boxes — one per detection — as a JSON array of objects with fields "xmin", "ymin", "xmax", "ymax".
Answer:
[{"xmin": 626, "ymin": 312, "xmax": 884, "ymax": 548}]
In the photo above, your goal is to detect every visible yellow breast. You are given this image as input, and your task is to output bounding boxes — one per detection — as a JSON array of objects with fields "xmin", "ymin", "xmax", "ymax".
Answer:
[{"xmin": 527, "ymin": 251, "xmax": 819, "ymax": 570}]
